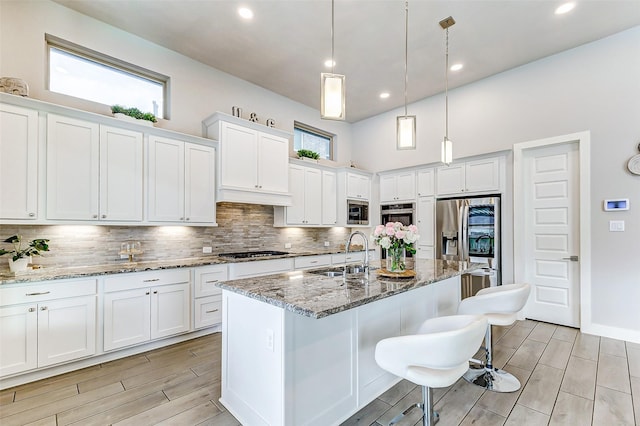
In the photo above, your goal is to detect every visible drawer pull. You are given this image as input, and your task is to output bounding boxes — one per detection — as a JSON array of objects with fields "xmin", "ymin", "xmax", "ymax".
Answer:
[
  {"xmin": 28, "ymin": 307, "xmax": 36, "ymax": 312},
  {"xmin": 143, "ymin": 278, "xmax": 160, "ymax": 282},
  {"xmin": 26, "ymin": 291, "xmax": 50, "ymax": 296},
  {"xmin": 205, "ymin": 280, "xmax": 219, "ymax": 284},
  {"xmin": 40, "ymin": 306, "xmax": 47, "ymax": 311},
  {"xmin": 205, "ymin": 309, "xmax": 219, "ymax": 313},
  {"xmin": 153, "ymin": 291, "xmax": 158, "ymax": 294},
  {"xmin": 145, "ymin": 292, "xmax": 150, "ymax": 295},
  {"xmin": 310, "ymin": 261, "xmax": 318, "ymax": 264}
]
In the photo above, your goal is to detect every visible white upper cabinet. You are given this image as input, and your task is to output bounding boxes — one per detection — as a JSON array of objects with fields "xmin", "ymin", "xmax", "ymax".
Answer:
[
  {"xmin": 0, "ymin": 104, "xmax": 38, "ymax": 220},
  {"xmin": 321, "ymin": 170, "xmax": 337, "ymax": 225},
  {"xmin": 417, "ymin": 168, "xmax": 435, "ymax": 198},
  {"xmin": 436, "ymin": 157, "xmax": 502, "ymax": 196},
  {"xmin": 47, "ymin": 115, "xmax": 143, "ymax": 221},
  {"xmin": 346, "ymin": 172, "xmax": 370, "ymax": 200},
  {"xmin": 285, "ymin": 164, "xmax": 321, "ymax": 225},
  {"xmin": 202, "ymin": 113, "xmax": 291, "ymax": 206},
  {"xmin": 148, "ymin": 135, "xmax": 215, "ymax": 224},
  {"xmin": 379, "ymin": 171, "xmax": 416, "ymax": 203}
]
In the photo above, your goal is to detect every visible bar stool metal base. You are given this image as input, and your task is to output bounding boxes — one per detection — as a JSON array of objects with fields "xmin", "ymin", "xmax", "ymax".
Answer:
[
  {"xmin": 463, "ymin": 365, "xmax": 521, "ymax": 393},
  {"xmin": 387, "ymin": 385, "xmax": 440, "ymax": 426}
]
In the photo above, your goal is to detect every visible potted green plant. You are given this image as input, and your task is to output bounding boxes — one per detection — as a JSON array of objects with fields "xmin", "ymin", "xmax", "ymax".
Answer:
[
  {"xmin": 297, "ymin": 149, "xmax": 320, "ymax": 161},
  {"xmin": 110, "ymin": 105, "xmax": 157, "ymax": 126},
  {"xmin": 0, "ymin": 235, "xmax": 49, "ymax": 273}
]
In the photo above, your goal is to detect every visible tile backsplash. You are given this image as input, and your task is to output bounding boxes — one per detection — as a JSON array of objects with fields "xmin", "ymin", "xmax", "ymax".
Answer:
[{"xmin": 0, "ymin": 203, "xmax": 354, "ymax": 270}]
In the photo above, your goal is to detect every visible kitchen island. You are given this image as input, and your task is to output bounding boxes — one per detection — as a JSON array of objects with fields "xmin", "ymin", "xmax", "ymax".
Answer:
[{"xmin": 217, "ymin": 259, "xmax": 480, "ymax": 426}]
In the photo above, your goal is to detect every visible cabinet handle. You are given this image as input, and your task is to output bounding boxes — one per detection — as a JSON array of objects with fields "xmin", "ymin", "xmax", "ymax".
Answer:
[
  {"xmin": 310, "ymin": 261, "xmax": 318, "ymax": 264},
  {"xmin": 146, "ymin": 291, "xmax": 150, "ymax": 295},
  {"xmin": 102, "ymin": 214, "xmax": 107, "ymax": 219},
  {"xmin": 255, "ymin": 185, "xmax": 259, "ymax": 188},
  {"xmin": 26, "ymin": 291, "xmax": 50, "ymax": 296},
  {"xmin": 179, "ymin": 217, "xmax": 184, "ymax": 221},
  {"xmin": 92, "ymin": 214, "xmax": 98, "ymax": 218},
  {"xmin": 143, "ymin": 278, "xmax": 160, "ymax": 282},
  {"xmin": 205, "ymin": 280, "xmax": 219, "ymax": 284},
  {"xmin": 153, "ymin": 290, "xmax": 158, "ymax": 294},
  {"xmin": 206, "ymin": 309, "xmax": 219, "ymax": 313},
  {"xmin": 28, "ymin": 212, "xmax": 35, "ymax": 217},
  {"xmin": 186, "ymin": 217, "xmax": 190, "ymax": 221},
  {"xmin": 259, "ymin": 185, "xmax": 262, "ymax": 188},
  {"xmin": 40, "ymin": 306, "xmax": 47, "ymax": 311},
  {"xmin": 28, "ymin": 307, "xmax": 36, "ymax": 312}
]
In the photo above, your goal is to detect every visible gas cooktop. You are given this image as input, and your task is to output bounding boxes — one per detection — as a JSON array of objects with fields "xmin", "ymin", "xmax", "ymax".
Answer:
[{"xmin": 217, "ymin": 250, "xmax": 289, "ymax": 259}]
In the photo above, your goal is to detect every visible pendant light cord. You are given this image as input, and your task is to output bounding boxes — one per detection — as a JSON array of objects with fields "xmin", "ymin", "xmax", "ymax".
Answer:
[
  {"xmin": 445, "ymin": 27, "xmax": 449, "ymax": 140},
  {"xmin": 404, "ymin": 1, "xmax": 409, "ymax": 118},
  {"xmin": 331, "ymin": 0, "xmax": 335, "ymax": 74}
]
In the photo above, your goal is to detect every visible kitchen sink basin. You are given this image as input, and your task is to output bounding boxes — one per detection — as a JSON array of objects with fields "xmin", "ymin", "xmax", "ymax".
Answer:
[{"xmin": 308, "ymin": 265, "xmax": 373, "ymax": 277}]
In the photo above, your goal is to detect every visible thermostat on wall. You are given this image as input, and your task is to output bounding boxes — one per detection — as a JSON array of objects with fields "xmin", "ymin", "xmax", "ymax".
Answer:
[{"xmin": 603, "ymin": 199, "xmax": 629, "ymax": 211}]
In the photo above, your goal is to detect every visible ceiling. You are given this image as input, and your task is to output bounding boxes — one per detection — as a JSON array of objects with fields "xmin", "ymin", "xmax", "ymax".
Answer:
[{"xmin": 52, "ymin": 0, "xmax": 640, "ymax": 123}]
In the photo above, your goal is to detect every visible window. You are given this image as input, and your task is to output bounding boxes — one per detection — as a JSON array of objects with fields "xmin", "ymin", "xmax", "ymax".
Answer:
[
  {"xmin": 293, "ymin": 122, "xmax": 334, "ymax": 160},
  {"xmin": 46, "ymin": 34, "xmax": 169, "ymax": 119}
]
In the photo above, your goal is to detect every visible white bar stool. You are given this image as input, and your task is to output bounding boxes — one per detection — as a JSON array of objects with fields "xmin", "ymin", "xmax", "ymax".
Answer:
[
  {"xmin": 375, "ymin": 315, "xmax": 487, "ymax": 426},
  {"xmin": 457, "ymin": 283, "xmax": 531, "ymax": 392}
]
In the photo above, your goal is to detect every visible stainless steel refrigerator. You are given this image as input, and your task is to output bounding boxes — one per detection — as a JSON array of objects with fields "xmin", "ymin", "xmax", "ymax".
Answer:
[{"xmin": 435, "ymin": 195, "xmax": 501, "ymax": 298}]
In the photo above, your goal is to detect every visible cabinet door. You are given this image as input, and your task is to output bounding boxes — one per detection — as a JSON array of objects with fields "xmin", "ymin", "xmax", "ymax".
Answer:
[
  {"xmin": 0, "ymin": 104, "xmax": 38, "ymax": 220},
  {"xmin": 104, "ymin": 289, "xmax": 151, "ymax": 351},
  {"xmin": 322, "ymin": 170, "xmax": 337, "ymax": 225},
  {"xmin": 436, "ymin": 164, "xmax": 465, "ymax": 196},
  {"xmin": 304, "ymin": 167, "xmax": 322, "ymax": 225},
  {"xmin": 220, "ymin": 122, "xmax": 258, "ymax": 190},
  {"xmin": 0, "ymin": 304, "xmax": 37, "ymax": 376},
  {"xmin": 148, "ymin": 136, "xmax": 185, "ymax": 222},
  {"xmin": 379, "ymin": 175, "xmax": 396, "ymax": 203},
  {"xmin": 395, "ymin": 172, "xmax": 416, "ymax": 201},
  {"xmin": 417, "ymin": 196, "xmax": 435, "ymax": 247},
  {"xmin": 185, "ymin": 143, "xmax": 216, "ymax": 223},
  {"xmin": 100, "ymin": 126, "xmax": 143, "ymax": 221},
  {"xmin": 257, "ymin": 132, "xmax": 289, "ymax": 193},
  {"xmin": 417, "ymin": 169, "xmax": 435, "ymax": 197},
  {"xmin": 465, "ymin": 158, "xmax": 500, "ymax": 193},
  {"xmin": 151, "ymin": 283, "xmax": 190, "ymax": 339},
  {"xmin": 37, "ymin": 295, "xmax": 96, "ymax": 367},
  {"xmin": 347, "ymin": 173, "xmax": 370, "ymax": 200},
  {"xmin": 287, "ymin": 165, "xmax": 306, "ymax": 224},
  {"xmin": 46, "ymin": 114, "xmax": 99, "ymax": 220}
]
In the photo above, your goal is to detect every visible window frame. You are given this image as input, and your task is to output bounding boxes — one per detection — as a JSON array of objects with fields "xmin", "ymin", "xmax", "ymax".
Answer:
[
  {"xmin": 293, "ymin": 121, "xmax": 335, "ymax": 161},
  {"xmin": 45, "ymin": 34, "xmax": 171, "ymax": 119}
]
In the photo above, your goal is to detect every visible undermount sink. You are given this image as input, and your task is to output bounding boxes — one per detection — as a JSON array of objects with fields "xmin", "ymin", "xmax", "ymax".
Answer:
[{"xmin": 308, "ymin": 265, "xmax": 373, "ymax": 277}]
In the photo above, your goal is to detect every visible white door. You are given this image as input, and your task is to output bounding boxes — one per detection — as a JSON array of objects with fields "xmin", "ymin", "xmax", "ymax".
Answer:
[
  {"xmin": 148, "ymin": 136, "xmax": 185, "ymax": 222},
  {"xmin": 100, "ymin": 126, "xmax": 143, "ymax": 222},
  {"xmin": 184, "ymin": 143, "xmax": 216, "ymax": 223},
  {"xmin": 522, "ymin": 142, "xmax": 580, "ymax": 327}
]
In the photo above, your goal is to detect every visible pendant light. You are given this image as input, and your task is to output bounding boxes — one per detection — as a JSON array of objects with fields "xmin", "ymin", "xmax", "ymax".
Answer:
[
  {"xmin": 439, "ymin": 16, "xmax": 455, "ymax": 165},
  {"xmin": 321, "ymin": 0, "xmax": 345, "ymax": 120},
  {"xmin": 396, "ymin": 1, "xmax": 416, "ymax": 150}
]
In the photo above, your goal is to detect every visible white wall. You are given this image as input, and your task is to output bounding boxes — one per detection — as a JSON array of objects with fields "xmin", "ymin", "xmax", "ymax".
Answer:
[
  {"xmin": 352, "ymin": 26, "xmax": 640, "ymax": 341},
  {"xmin": 0, "ymin": 0, "xmax": 353, "ymax": 164}
]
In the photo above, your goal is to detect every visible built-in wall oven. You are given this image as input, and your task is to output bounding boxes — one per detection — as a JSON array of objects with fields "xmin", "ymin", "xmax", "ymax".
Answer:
[
  {"xmin": 380, "ymin": 203, "xmax": 415, "ymax": 259},
  {"xmin": 347, "ymin": 199, "xmax": 369, "ymax": 225}
]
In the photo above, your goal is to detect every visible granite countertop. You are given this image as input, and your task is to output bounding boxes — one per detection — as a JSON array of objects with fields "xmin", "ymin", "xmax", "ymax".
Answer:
[
  {"xmin": 217, "ymin": 259, "xmax": 483, "ymax": 319},
  {"xmin": 0, "ymin": 249, "xmax": 370, "ymax": 285}
]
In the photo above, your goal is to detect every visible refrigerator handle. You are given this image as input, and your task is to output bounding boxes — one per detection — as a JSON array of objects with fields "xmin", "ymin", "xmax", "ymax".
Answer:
[{"xmin": 461, "ymin": 203, "xmax": 470, "ymax": 261}]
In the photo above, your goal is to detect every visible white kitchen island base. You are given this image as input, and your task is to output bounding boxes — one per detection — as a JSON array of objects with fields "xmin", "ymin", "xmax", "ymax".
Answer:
[{"xmin": 220, "ymin": 275, "xmax": 461, "ymax": 426}]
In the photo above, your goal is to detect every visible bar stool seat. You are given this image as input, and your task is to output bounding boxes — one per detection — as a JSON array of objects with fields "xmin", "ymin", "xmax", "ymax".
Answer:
[
  {"xmin": 375, "ymin": 315, "xmax": 487, "ymax": 426},
  {"xmin": 457, "ymin": 283, "xmax": 531, "ymax": 393}
]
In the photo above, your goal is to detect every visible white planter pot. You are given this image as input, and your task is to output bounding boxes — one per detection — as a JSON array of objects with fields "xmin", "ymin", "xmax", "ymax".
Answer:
[
  {"xmin": 113, "ymin": 113, "xmax": 154, "ymax": 127},
  {"xmin": 8, "ymin": 256, "xmax": 31, "ymax": 273}
]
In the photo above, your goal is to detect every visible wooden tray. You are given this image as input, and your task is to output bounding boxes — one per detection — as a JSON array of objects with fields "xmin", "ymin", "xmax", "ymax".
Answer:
[{"xmin": 376, "ymin": 269, "xmax": 416, "ymax": 279}]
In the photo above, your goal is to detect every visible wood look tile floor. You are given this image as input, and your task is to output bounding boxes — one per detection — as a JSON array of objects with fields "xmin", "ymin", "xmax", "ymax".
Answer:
[{"xmin": 1, "ymin": 320, "xmax": 638, "ymax": 425}]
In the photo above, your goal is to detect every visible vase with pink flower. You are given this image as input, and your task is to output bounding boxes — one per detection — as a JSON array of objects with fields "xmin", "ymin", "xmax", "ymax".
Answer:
[{"xmin": 372, "ymin": 222, "xmax": 420, "ymax": 272}]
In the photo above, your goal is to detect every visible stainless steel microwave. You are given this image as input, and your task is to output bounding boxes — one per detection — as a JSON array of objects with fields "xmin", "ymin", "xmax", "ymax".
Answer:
[{"xmin": 347, "ymin": 199, "xmax": 369, "ymax": 225}]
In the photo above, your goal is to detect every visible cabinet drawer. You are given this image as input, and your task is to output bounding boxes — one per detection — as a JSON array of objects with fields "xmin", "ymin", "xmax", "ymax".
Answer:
[
  {"xmin": 194, "ymin": 265, "xmax": 227, "ymax": 298},
  {"xmin": 104, "ymin": 269, "xmax": 190, "ymax": 292},
  {"xmin": 332, "ymin": 252, "xmax": 365, "ymax": 265},
  {"xmin": 294, "ymin": 255, "xmax": 332, "ymax": 270},
  {"xmin": 228, "ymin": 258, "xmax": 293, "ymax": 280},
  {"xmin": 194, "ymin": 295, "xmax": 222, "ymax": 329},
  {"xmin": 0, "ymin": 279, "xmax": 97, "ymax": 306}
]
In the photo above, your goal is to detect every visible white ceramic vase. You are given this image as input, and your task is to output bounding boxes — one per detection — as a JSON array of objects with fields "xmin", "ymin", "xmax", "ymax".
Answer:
[{"xmin": 8, "ymin": 256, "xmax": 31, "ymax": 273}]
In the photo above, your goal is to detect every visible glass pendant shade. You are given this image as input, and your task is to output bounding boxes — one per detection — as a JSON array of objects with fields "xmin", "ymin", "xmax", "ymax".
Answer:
[
  {"xmin": 396, "ymin": 115, "xmax": 416, "ymax": 149},
  {"xmin": 441, "ymin": 136, "xmax": 453, "ymax": 165},
  {"xmin": 320, "ymin": 72, "xmax": 346, "ymax": 120}
]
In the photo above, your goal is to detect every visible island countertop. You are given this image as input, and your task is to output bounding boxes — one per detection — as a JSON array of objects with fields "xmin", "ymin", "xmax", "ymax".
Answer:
[{"xmin": 217, "ymin": 259, "xmax": 483, "ymax": 318}]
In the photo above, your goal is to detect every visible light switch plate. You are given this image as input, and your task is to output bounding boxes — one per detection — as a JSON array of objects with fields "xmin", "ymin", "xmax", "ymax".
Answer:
[
  {"xmin": 609, "ymin": 220, "xmax": 625, "ymax": 232},
  {"xmin": 284, "ymin": 243, "xmax": 292, "ymax": 249},
  {"xmin": 324, "ymin": 241, "xmax": 330, "ymax": 247},
  {"xmin": 202, "ymin": 246, "xmax": 212, "ymax": 254}
]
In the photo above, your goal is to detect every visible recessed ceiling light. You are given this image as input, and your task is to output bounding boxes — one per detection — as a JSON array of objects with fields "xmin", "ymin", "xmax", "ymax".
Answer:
[
  {"xmin": 379, "ymin": 92, "xmax": 390, "ymax": 99},
  {"xmin": 324, "ymin": 59, "xmax": 336, "ymax": 68},
  {"xmin": 450, "ymin": 63, "xmax": 463, "ymax": 71},
  {"xmin": 238, "ymin": 7, "xmax": 254, "ymax": 19},
  {"xmin": 555, "ymin": 2, "xmax": 575, "ymax": 15}
]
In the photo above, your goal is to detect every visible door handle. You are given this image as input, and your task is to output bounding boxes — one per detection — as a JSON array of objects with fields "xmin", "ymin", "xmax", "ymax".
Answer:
[{"xmin": 562, "ymin": 255, "xmax": 579, "ymax": 262}]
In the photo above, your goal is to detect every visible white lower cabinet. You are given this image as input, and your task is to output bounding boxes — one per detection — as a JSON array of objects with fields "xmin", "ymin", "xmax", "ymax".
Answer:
[
  {"xmin": 193, "ymin": 265, "xmax": 228, "ymax": 329},
  {"xmin": 0, "ymin": 279, "xmax": 97, "ymax": 377},
  {"xmin": 103, "ymin": 270, "xmax": 190, "ymax": 351}
]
